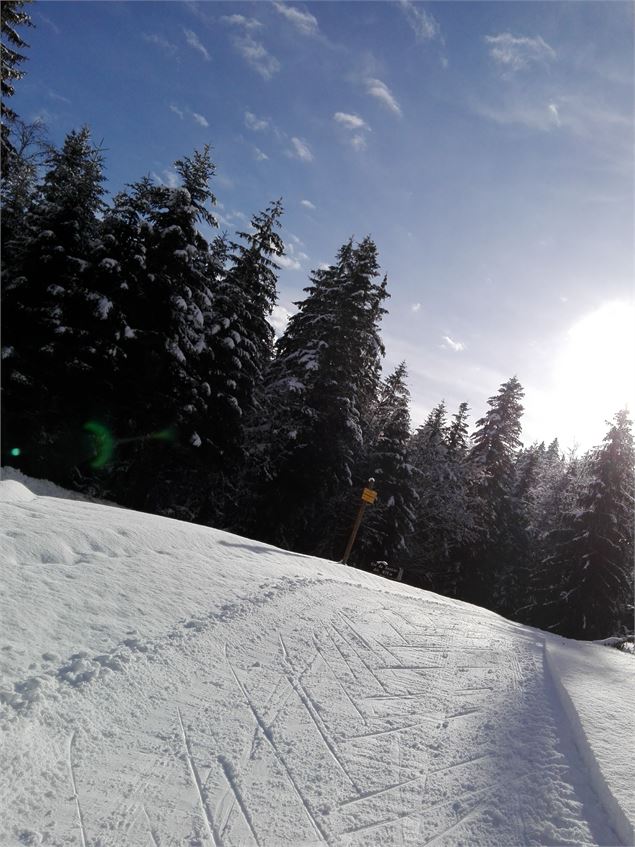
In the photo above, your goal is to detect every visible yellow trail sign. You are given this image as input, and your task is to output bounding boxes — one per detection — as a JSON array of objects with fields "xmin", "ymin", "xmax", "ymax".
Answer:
[{"xmin": 361, "ymin": 488, "xmax": 378, "ymax": 504}]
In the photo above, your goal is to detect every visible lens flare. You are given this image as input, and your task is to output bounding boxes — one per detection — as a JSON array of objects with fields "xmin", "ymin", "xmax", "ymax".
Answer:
[{"xmin": 83, "ymin": 421, "xmax": 115, "ymax": 469}]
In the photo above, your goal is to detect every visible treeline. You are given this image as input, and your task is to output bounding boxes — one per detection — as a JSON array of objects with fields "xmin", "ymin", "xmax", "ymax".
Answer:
[{"xmin": 1, "ymin": 3, "xmax": 633, "ymax": 641}]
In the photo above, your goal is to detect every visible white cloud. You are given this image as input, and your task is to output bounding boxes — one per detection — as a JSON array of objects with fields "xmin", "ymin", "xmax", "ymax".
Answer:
[
  {"xmin": 220, "ymin": 14, "xmax": 262, "ymax": 31},
  {"xmin": 548, "ymin": 102, "xmax": 561, "ymax": 126},
  {"xmin": 277, "ymin": 254, "xmax": 302, "ymax": 271},
  {"xmin": 366, "ymin": 78, "xmax": 402, "ymax": 116},
  {"xmin": 268, "ymin": 304, "xmax": 296, "ymax": 337},
  {"xmin": 152, "ymin": 169, "xmax": 180, "ymax": 188},
  {"xmin": 253, "ymin": 146, "xmax": 269, "ymax": 161},
  {"xmin": 484, "ymin": 33, "xmax": 556, "ymax": 73},
  {"xmin": 301, "ymin": 199, "xmax": 316, "ymax": 210},
  {"xmin": 334, "ymin": 112, "xmax": 371, "ymax": 151},
  {"xmin": 333, "ymin": 112, "xmax": 369, "ymax": 131},
  {"xmin": 287, "ymin": 137, "xmax": 314, "ymax": 162},
  {"xmin": 192, "ymin": 112, "xmax": 209, "ymax": 128},
  {"xmin": 411, "ymin": 302, "xmax": 422, "ymax": 313},
  {"xmin": 399, "ymin": 1, "xmax": 440, "ymax": 42},
  {"xmin": 234, "ymin": 34, "xmax": 280, "ymax": 79},
  {"xmin": 183, "ymin": 28, "xmax": 210, "ymax": 61},
  {"xmin": 143, "ymin": 32, "xmax": 178, "ymax": 56},
  {"xmin": 273, "ymin": 2, "xmax": 319, "ymax": 36},
  {"xmin": 170, "ymin": 104, "xmax": 185, "ymax": 119},
  {"xmin": 442, "ymin": 335, "xmax": 465, "ymax": 352},
  {"xmin": 244, "ymin": 110, "xmax": 269, "ymax": 131}
]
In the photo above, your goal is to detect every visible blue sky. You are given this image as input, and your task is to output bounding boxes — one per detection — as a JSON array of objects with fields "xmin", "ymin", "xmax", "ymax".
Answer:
[{"xmin": 15, "ymin": 1, "xmax": 634, "ymax": 449}]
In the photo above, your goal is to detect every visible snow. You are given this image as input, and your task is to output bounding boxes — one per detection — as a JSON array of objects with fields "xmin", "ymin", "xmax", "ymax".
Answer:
[
  {"xmin": 1, "ymin": 471, "xmax": 633, "ymax": 846},
  {"xmin": 544, "ymin": 639, "xmax": 634, "ymax": 845}
]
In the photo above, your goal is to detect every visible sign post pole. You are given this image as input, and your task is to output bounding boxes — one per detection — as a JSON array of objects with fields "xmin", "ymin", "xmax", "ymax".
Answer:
[{"xmin": 341, "ymin": 477, "xmax": 377, "ymax": 565}]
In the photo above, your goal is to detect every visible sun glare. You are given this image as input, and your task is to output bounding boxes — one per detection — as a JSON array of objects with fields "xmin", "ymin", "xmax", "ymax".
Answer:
[{"xmin": 551, "ymin": 300, "xmax": 635, "ymax": 449}]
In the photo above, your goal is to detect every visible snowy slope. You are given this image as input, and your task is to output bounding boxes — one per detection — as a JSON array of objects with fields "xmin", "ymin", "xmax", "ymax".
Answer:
[{"xmin": 1, "ymin": 474, "xmax": 633, "ymax": 847}]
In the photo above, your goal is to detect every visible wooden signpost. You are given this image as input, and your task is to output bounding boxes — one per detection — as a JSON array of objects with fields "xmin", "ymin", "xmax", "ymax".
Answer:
[{"xmin": 341, "ymin": 477, "xmax": 377, "ymax": 565}]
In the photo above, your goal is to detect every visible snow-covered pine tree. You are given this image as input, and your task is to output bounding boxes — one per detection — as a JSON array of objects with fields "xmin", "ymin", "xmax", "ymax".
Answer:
[
  {"xmin": 458, "ymin": 376, "xmax": 525, "ymax": 612},
  {"xmin": 407, "ymin": 401, "xmax": 478, "ymax": 595},
  {"xmin": 1, "ymin": 0, "xmax": 32, "ymax": 175},
  {"xmin": 352, "ymin": 362, "xmax": 416, "ymax": 569},
  {"xmin": 106, "ymin": 148, "xmax": 222, "ymax": 516},
  {"xmin": 447, "ymin": 401, "xmax": 470, "ymax": 453},
  {"xmin": 199, "ymin": 201, "xmax": 284, "ymax": 525},
  {"xmin": 243, "ymin": 237, "xmax": 388, "ymax": 555},
  {"xmin": 535, "ymin": 410, "xmax": 634, "ymax": 639},
  {"xmin": 2, "ymin": 126, "xmax": 107, "ymax": 482}
]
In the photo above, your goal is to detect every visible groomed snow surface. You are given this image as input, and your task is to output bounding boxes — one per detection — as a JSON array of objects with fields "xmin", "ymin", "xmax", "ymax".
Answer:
[{"xmin": 1, "ymin": 469, "xmax": 633, "ymax": 847}]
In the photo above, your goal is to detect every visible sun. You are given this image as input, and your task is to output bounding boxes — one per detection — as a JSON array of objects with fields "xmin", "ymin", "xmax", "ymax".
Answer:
[{"xmin": 551, "ymin": 300, "xmax": 635, "ymax": 450}]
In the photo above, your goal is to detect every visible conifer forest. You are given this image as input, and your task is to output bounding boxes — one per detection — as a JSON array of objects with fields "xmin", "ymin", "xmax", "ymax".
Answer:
[{"xmin": 2, "ymin": 1, "xmax": 633, "ymax": 643}]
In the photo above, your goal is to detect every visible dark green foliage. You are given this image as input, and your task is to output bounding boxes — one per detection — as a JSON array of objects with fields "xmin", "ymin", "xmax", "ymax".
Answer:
[
  {"xmin": 353, "ymin": 362, "xmax": 417, "ymax": 568},
  {"xmin": 458, "ymin": 376, "xmax": 525, "ymax": 612},
  {"xmin": 535, "ymin": 410, "xmax": 634, "ymax": 639},
  {"xmin": 243, "ymin": 237, "xmax": 388, "ymax": 554},
  {"xmin": 407, "ymin": 401, "xmax": 478, "ymax": 595}
]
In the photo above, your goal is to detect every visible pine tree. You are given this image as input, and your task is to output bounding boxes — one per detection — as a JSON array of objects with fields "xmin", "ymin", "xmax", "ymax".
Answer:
[
  {"xmin": 199, "ymin": 201, "xmax": 284, "ymax": 524},
  {"xmin": 244, "ymin": 237, "xmax": 388, "ymax": 554},
  {"xmin": 447, "ymin": 401, "xmax": 469, "ymax": 453},
  {"xmin": 537, "ymin": 410, "xmax": 634, "ymax": 639},
  {"xmin": 407, "ymin": 401, "xmax": 478, "ymax": 595},
  {"xmin": 107, "ymin": 148, "xmax": 222, "ymax": 516},
  {"xmin": 1, "ymin": 0, "xmax": 32, "ymax": 175},
  {"xmin": 353, "ymin": 362, "xmax": 417, "ymax": 568},
  {"xmin": 458, "ymin": 376, "xmax": 525, "ymax": 611},
  {"xmin": 2, "ymin": 127, "xmax": 107, "ymax": 481}
]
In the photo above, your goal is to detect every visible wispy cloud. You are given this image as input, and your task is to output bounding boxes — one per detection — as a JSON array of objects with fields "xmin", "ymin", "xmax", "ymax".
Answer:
[
  {"xmin": 334, "ymin": 112, "xmax": 371, "ymax": 151},
  {"xmin": 273, "ymin": 2, "xmax": 319, "ymax": 36},
  {"xmin": 366, "ymin": 78, "xmax": 402, "ymax": 116},
  {"xmin": 301, "ymin": 199, "xmax": 316, "ymax": 210},
  {"xmin": 287, "ymin": 137, "xmax": 314, "ymax": 162},
  {"xmin": 244, "ymin": 110, "xmax": 269, "ymax": 131},
  {"xmin": 234, "ymin": 33, "xmax": 280, "ymax": 79},
  {"xmin": 48, "ymin": 90, "xmax": 71, "ymax": 105},
  {"xmin": 442, "ymin": 335, "xmax": 466, "ymax": 352},
  {"xmin": 183, "ymin": 27, "xmax": 211, "ymax": 61},
  {"xmin": 484, "ymin": 33, "xmax": 556, "ymax": 73},
  {"xmin": 547, "ymin": 102, "xmax": 561, "ymax": 126},
  {"xmin": 399, "ymin": 0, "xmax": 440, "ymax": 42},
  {"xmin": 220, "ymin": 14, "xmax": 262, "ymax": 31},
  {"xmin": 333, "ymin": 112, "xmax": 369, "ymax": 131},
  {"xmin": 277, "ymin": 254, "xmax": 302, "ymax": 271},
  {"xmin": 277, "ymin": 240, "xmax": 309, "ymax": 271},
  {"xmin": 143, "ymin": 32, "xmax": 178, "ymax": 56},
  {"xmin": 152, "ymin": 169, "xmax": 180, "ymax": 188},
  {"xmin": 36, "ymin": 13, "xmax": 61, "ymax": 35},
  {"xmin": 169, "ymin": 103, "xmax": 210, "ymax": 128}
]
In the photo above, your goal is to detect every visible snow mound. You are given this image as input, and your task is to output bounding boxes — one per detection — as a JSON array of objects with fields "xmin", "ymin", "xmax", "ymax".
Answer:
[
  {"xmin": 1, "ymin": 474, "xmax": 632, "ymax": 846},
  {"xmin": 0, "ymin": 479, "xmax": 36, "ymax": 502}
]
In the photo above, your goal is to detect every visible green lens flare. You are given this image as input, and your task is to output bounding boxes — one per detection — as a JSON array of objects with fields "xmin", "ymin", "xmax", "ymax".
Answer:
[
  {"xmin": 83, "ymin": 421, "xmax": 115, "ymax": 469},
  {"xmin": 10, "ymin": 447, "xmax": 21, "ymax": 457},
  {"xmin": 152, "ymin": 426, "xmax": 177, "ymax": 442}
]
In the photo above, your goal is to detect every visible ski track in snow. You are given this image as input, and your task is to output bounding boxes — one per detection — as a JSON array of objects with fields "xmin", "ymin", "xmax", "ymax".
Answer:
[{"xmin": 0, "ymin": 479, "xmax": 631, "ymax": 846}]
